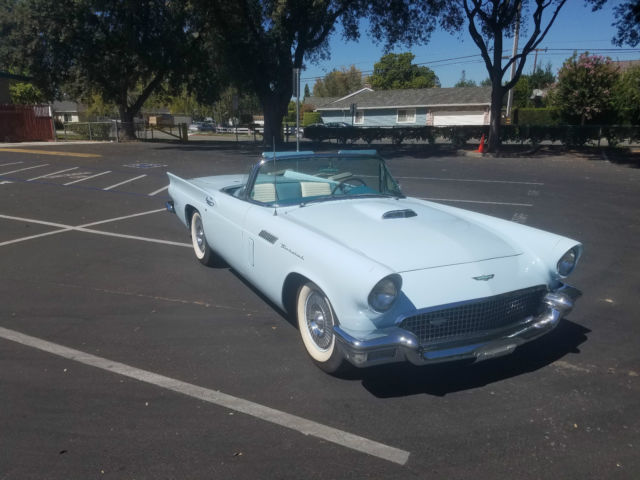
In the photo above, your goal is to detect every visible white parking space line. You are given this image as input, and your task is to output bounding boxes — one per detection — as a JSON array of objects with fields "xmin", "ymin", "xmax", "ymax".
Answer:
[
  {"xmin": 0, "ymin": 210, "xmax": 190, "ymax": 248},
  {"xmin": 0, "ymin": 164, "xmax": 49, "ymax": 176},
  {"xmin": 397, "ymin": 175, "xmax": 544, "ymax": 186},
  {"xmin": 63, "ymin": 170, "xmax": 111, "ymax": 186},
  {"xmin": 418, "ymin": 197, "xmax": 534, "ymax": 207},
  {"xmin": 0, "ymin": 162, "xmax": 24, "ymax": 168},
  {"xmin": 103, "ymin": 174, "xmax": 147, "ymax": 191},
  {"xmin": 28, "ymin": 167, "xmax": 80, "ymax": 181},
  {"xmin": 148, "ymin": 185, "xmax": 169, "ymax": 196},
  {"xmin": 0, "ymin": 326, "xmax": 410, "ymax": 466}
]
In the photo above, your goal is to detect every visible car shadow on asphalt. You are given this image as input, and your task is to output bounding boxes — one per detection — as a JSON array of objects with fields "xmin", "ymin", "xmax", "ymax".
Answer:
[{"xmin": 351, "ymin": 320, "xmax": 591, "ymax": 398}]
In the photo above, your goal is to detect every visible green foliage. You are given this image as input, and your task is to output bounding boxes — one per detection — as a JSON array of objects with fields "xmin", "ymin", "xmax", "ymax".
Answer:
[
  {"xmin": 313, "ymin": 66, "xmax": 363, "ymax": 97},
  {"xmin": 454, "ymin": 71, "xmax": 476, "ymax": 88},
  {"xmin": 369, "ymin": 53, "xmax": 439, "ymax": 90},
  {"xmin": 303, "ymin": 124, "xmax": 640, "ymax": 147},
  {"xmin": 84, "ymin": 93, "xmax": 118, "ymax": 120},
  {"xmin": 512, "ymin": 64, "xmax": 555, "ymax": 108},
  {"xmin": 63, "ymin": 122, "xmax": 113, "ymax": 140},
  {"xmin": 9, "ymin": 82, "xmax": 45, "ymax": 104},
  {"xmin": 513, "ymin": 108, "xmax": 561, "ymax": 125},
  {"xmin": 550, "ymin": 52, "xmax": 619, "ymax": 125},
  {"xmin": 2, "ymin": 0, "xmax": 221, "ymax": 138},
  {"xmin": 613, "ymin": 65, "xmax": 640, "ymax": 124},
  {"xmin": 302, "ymin": 112, "xmax": 322, "ymax": 126}
]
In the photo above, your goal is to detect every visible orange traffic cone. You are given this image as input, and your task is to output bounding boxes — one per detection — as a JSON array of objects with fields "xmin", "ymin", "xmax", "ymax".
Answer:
[{"xmin": 477, "ymin": 134, "xmax": 486, "ymax": 153}]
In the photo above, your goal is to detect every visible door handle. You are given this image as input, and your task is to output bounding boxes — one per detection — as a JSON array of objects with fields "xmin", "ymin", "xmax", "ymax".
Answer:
[{"xmin": 205, "ymin": 196, "xmax": 215, "ymax": 206}]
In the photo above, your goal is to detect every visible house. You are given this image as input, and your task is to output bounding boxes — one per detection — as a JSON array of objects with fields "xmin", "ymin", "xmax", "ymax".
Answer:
[
  {"xmin": 312, "ymin": 87, "xmax": 492, "ymax": 127},
  {"xmin": 52, "ymin": 100, "xmax": 87, "ymax": 123}
]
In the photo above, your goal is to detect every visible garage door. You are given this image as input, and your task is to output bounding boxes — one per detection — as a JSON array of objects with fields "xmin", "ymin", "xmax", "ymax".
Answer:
[{"xmin": 433, "ymin": 114, "xmax": 486, "ymax": 126}]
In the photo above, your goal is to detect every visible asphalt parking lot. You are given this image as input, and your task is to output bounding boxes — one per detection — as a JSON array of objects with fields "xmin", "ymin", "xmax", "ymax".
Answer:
[{"xmin": 0, "ymin": 141, "xmax": 638, "ymax": 479}]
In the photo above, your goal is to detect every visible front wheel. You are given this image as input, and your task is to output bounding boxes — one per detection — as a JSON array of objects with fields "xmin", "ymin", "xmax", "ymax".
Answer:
[
  {"xmin": 190, "ymin": 210, "xmax": 216, "ymax": 266},
  {"xmin": 296, "ymin": 282, "xmax": 347, "ymax": 374}
]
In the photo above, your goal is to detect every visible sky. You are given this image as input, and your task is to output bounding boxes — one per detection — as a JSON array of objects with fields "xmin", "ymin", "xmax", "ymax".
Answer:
[{"xmin": 299, "ymin": 2, "xmax": 640, "ymax": 90}]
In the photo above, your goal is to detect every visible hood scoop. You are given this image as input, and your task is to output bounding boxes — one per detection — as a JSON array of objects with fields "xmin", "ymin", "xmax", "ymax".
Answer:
[{"xmin": 382, "ymin": 209, "xmax": 417, "ymax": 219}]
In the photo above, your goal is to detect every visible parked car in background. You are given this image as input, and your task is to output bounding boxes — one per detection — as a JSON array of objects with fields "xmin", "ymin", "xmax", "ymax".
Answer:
[{"xmin": 166, "ymin": 150, "xmax": 583, "ymax": 374}]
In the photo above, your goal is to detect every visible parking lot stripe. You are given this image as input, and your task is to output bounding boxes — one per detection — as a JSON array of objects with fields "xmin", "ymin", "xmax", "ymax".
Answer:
[
  {"xmin": 28, "ymin": 167, "xmax": 79, "ymax": 181},
  {"xmin": 0, "ymin": 161, "xmax": 23, "ymax": 168},
  {"xmin": 0, "ymin": 164, "xmax": 49, "ymax": 175},
  {"xmin": 148, "ymin": 185, "xmax": 169, "ymax": 196},
  {"xmin": 103, "ymin": 174, "xmax": 147, "ymax": 191},
  {"xmin": 63, "ymin": 170, "xmax": 111, "ymax": 186},
  {"xmin": 0, "ymin": 148, "xmax": 101, "ymax": 158},
  {"xmin": 397, "ymin": 175, "xmax": 544, "ymax": 186},
  {"xmin": 0, "ymin": 210, "xmax": 190, "ymax": 248},
  {"xmin": 419, "ymin": 197, "xmax": 533, "ymax": 207},
  {"xmin": 0, "ymin": 326, "xmax": 411, "ymax": 466}
]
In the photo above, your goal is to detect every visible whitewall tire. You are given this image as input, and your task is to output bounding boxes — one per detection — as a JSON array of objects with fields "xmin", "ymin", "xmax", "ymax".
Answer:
[
  {"xmin": 296, "ymin": 282, "xmax": 346, "ymax": 373},
  {"xmin": 190, "ymin": 210, "xmax": 215, "ymax": 266}
]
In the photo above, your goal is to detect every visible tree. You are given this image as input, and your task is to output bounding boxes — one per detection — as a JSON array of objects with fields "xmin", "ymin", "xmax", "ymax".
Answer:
[
  {"xmin": 304, "ymin": 84, "xmax": 311, "ymax": 100},
  {"xmin": 454, "ymin": 70, "xmax": 476, "ymax": 87},
  {"xmin": 369, "ymin": 53, "xmax": 439, "ymax": 89},
  {"xmin": 613, "ymin": 64, "xmax": 640, "ymax": 123},
  {"xmin": 313, "ymin": 66, "xmax": 364, "ymax": 97},
  {"xmin": 432, "ymin": 1, "xmax": 568, "ymax": 152},
  {"xmin": 512, "ymin": 63, "xmax": 554, "ymax": 108},
  {"xmin": 589, "ymin": 1, "xmax": 640, "ymax": 46},
  {"xmin": 9, "ymin": 82, "xmax": 45, "ymax": 104},
  {"xmin": 550, "ymin": 52, "xmax": 619, "ymax": 125},
  {"xmin": 1, "ymin": 0, "xmax": 221, "ymax": 139},
  {"xmin": 196, "ymin": 0, "xmax": 446, "ymax": 145}
]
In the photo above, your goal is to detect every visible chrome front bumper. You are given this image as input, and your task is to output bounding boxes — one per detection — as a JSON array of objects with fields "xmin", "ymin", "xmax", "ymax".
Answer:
[{"xmin": 334, "ymin": 284, "xmax": 582, "ymax": 368}]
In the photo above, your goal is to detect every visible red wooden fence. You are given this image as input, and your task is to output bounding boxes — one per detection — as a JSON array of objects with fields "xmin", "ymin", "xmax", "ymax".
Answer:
[{"xmin": 0, "ymin": 104, "xmax": 54, "ymax": 142}]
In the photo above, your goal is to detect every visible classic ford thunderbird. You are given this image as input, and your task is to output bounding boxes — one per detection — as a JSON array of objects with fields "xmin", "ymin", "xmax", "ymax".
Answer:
[{"xmin": 166, "ymin": 150, "xmax": 582, "ymax": 373}]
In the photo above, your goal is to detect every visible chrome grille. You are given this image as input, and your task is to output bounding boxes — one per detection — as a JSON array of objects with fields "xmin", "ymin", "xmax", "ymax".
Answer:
[{"xmin": 399, "ymin": 286, "xmax": 548, "ymax": 345}]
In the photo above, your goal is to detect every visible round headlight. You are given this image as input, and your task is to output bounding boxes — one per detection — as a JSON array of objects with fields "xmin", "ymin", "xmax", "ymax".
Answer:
[
  {"xmin": 368, "ymin": 276, "xmax": 401, "ymax": 312},
  {"xmin": 557, "ymin": 247, "xmax": 578, "ymax": 277}
]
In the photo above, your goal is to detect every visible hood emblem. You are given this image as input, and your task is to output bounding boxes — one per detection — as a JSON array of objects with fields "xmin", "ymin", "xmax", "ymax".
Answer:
[{"xmin": 473, "ymin": 274, "xmax": 495, "ymax": 281}]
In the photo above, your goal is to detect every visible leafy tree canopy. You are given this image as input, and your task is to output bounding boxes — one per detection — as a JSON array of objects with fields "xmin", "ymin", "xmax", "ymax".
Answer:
[
  {"xmin": 512, "ymin": 63, "xmax": 555, "ymax": 108},
  {"xmin": 549, "ymin": 52, "xmax": 618, "ymax": 125},
  {"xmin": 454, "ymin": 70, "xmax": 476, "ymax": 88},
  {"xmin": 369, "ymin": 53, "xmax": 439, "ymax": 89},
  {"xmin": 1, "ymin": 0, "xmax": 222, "ymax": 138},
  {"xmin": 589, "ymin": 0, "xmax": 640, "ymax": 46},
  {"xmin": 313, "ymin": 66, "xmax": 364, "ymax": 97},
  {"xmin": 427, "ymin": 0, "xmax": 569, "ymax": 151},
  {"xmin": 194, "ymin": 0, "xmax": 446, "ymax": 143}
]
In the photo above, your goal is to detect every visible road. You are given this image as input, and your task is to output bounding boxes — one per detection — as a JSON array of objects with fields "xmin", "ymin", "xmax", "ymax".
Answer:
[{"xmin": 0, "ymin": 141, "xmax": 638, "ymax": 479}]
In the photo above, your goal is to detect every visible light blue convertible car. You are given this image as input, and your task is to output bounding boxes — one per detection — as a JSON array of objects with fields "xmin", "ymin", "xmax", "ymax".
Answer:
[{"xmin": 167, "ymin": 150, "xmax": 582, "ymax": 374}]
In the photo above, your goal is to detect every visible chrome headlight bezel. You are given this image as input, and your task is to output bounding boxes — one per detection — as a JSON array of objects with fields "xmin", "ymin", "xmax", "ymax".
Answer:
[
  {"xmin": 368, "ymin": 275, "xmax": 402, "ymax": 312},
  {"xmin": 557, "ymin": 247, "xmax": 579, "ymax": 278}
]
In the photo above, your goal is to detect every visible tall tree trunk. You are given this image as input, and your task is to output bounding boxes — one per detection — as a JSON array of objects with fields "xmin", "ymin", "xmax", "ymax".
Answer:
[
  {"xmin": 119, "ymin": 107, "xmax": 137, "ymax": 140},
  {"xmin": 261, "ymin": 90, "xmax": 289, "ymax": 147},
  {"xmin": 488, "ymin": 82, "xmax": 505, "ymax": 153}
]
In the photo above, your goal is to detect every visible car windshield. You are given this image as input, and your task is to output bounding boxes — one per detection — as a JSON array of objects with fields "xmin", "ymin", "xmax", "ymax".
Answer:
[{"xmin": 247, "ymin": 152, "xmax": 403, "ymax": 206}]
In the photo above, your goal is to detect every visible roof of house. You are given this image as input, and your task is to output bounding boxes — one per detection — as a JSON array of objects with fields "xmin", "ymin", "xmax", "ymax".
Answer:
[
  {"xmin": 315, "ymin": 86, "xmax": 492, "ymax": 111},
  {"xmin": 52, "ymin": 100, "xmax": 87, "ymax": 113},
  {"xmin": 614, "ymin": 60, "xmax": 640, "ymax": 71}
]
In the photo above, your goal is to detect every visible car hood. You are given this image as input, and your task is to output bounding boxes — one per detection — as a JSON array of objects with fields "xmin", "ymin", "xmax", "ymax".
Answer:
[{"xmin": 282, "ymin": 197, "xmax": 521, "ymax": 272}]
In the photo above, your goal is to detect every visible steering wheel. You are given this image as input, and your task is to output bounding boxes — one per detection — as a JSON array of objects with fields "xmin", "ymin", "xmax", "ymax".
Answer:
[{"xmin": 331, "ymin": 177, "xmax": 367, "ymax": 195}]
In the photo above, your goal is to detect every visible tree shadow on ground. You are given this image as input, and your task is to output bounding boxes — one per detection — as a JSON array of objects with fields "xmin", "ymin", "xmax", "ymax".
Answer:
[{"xmin": 342, "ymin": 320, "xmax": 591, "ymax": 398}]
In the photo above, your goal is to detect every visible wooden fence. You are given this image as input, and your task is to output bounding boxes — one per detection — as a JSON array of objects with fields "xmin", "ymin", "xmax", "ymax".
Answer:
[{"xmin": 0, "ymin": 104, "xmax": 54, "ymax": 142}]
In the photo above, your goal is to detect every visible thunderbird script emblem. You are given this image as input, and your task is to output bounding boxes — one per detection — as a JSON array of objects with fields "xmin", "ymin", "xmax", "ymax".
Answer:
[{"xmin": 473, "ymin": 274, "xmax": 495, "ymax": 281}]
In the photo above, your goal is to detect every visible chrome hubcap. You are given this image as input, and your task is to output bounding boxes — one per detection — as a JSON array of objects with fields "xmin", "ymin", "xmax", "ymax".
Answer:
[{"xmin": 305, "ymin": 291, "xmax": 333, "ymax": 350}]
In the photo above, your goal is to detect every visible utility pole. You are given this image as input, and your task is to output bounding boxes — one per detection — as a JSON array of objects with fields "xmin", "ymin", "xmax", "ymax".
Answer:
[
  {"xmin": 506, "ymin": 2, "xmax": 521, "ymax": 120},
  {"xmin": 293, "ymin": 68, "xmax": 300, "ymax": 152}
]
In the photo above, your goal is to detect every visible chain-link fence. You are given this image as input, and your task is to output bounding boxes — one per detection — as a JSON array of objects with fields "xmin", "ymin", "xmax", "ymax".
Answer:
[{"xmin": 56, "ymin": 121, "xmax": 188, "ymax": 142}]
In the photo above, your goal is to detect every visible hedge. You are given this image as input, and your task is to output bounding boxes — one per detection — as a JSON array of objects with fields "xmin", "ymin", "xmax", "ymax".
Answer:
[{"xmin": 303, "ymin": 124, "xmax": 640, "ymax": 147}]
